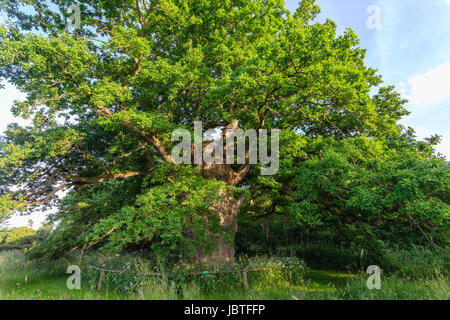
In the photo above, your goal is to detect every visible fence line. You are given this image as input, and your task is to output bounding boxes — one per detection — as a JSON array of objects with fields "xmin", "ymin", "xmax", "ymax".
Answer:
[
  {"xmin": 88, "ymin": 265, "xmax": 162, "ymax": 276},
  {"xmin": 0, "ymin": 244, "xmax": 32, "ymax": 249},
  {"xmin": 88, "ymin": 265, "xmax": 272, "ymax": 291}
]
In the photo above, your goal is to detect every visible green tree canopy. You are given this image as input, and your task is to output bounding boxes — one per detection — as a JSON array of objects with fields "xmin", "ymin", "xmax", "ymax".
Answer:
[{"xmin": 0, "ymin": 0, "xmax": 446, "ymax": 263}]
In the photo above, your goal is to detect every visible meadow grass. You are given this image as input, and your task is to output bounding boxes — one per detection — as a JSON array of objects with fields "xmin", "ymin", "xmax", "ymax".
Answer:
[
  {"xmin": 0, "ymin": 249, "xmax": 448, "ymax": 300},
  {"xmin": 0, "ymin": 249, "xmax": 124, "ymax": 300}
]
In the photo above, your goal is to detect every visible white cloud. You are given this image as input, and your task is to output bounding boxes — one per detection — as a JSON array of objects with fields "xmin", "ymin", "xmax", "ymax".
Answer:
[
  {"xmin": 437, "ymin": 136, "xmax": 450, "ymax": 160},
  {"xmin": 408, "ymin": 124, "xmax": 450, "ymax": 160},
  {"xmin": 0, "ymin": 82, "xmax": 29, "ymax": 133},
  {"xmin": 407, "ymin": 62, "xmax": 450, "ymax": 105},
  {"xmin": 397, "ymin": 81, "xmax": 409, "ymax": 99}
]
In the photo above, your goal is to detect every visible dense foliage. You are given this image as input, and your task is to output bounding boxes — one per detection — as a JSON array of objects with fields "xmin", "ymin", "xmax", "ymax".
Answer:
[
  {"xmin": 0, "ymin": 0, "xmax": 448, "ymax": 264},
  {"xmin": 0, "ymin": 226, "xmax": 35, "ymax": 245}
]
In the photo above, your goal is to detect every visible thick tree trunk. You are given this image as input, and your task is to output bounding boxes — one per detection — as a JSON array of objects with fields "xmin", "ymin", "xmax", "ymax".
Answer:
[
  {"xmin": 191, "ymin": 120, "xmax": 249, "ymax": 265},
  {"xmin": 194, "ymin": 190, "xmax": 245, "ymax": 265}
]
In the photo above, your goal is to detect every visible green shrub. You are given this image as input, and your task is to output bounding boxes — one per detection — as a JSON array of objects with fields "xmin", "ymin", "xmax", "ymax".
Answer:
[
  {"xmin": 381, "ymin": 247, "xmax": 449, "ymax": 279},
  {"xmin": 276, "ymin": 245, "xmax": 373, "ymax": 271},
  {"xmin": 0, "ymin": 227, "xmax": 36, "ymax": 245},
  {"xmin": 81, "ymin": 253, "xmax": 307, "ymax": 296},
  {"xmin": 186, "ymin": 256, "xmax": 307, "ymax": 295},
  {"xmin": 81, "ymin": 252, "xmax": 159, "ymax": 295}
]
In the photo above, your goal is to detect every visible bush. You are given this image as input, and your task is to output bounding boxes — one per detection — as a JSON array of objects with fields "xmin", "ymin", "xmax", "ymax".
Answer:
[
  {"xmin": 276, "ymin": 245, "xmax": 381, "ymax": 272},
  {"xmin": 0, "ymin": 227, "xmax": 36, "ymax": 246},
  {"xmin": 81, "ymin": 252, "xmax": 159, "ymax": 295},
  {"xmin": 81, "ymin": 253, "xmax": 307, "ymax": 296},
  {"xmin": 186, "ymin": 256, "xmax": 307, "ymax": 295},
  {"xmin": 381, "ymin": 247, "xmax": 449, "ymax": 279}
]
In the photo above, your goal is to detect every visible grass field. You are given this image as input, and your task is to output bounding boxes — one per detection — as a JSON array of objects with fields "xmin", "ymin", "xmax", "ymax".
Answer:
[{"xmin": 0, "ymin": 250, "xmax": 448, "ymax": 300}]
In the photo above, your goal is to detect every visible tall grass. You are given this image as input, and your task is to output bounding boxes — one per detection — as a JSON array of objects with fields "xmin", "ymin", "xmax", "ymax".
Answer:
[
  {"xmin": 0, "ymin": 250, "xmax": 123, "ymax": 300},
  {"xmin": 1, "ymin": 249, "xmax": 448, "ymax": 300},
  {"xmin": 328, "ymin": 274, "xmax": 449, "ymax": 300},
  {"xmin": 0, "ymin": 249, "xmax": 68, "ymax": 285}
]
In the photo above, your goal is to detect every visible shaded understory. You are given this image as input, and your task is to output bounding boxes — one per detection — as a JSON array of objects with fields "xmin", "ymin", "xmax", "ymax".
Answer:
[{"xmin": 0, "ymin": 250, "xmax": 447, "ymax": 300}]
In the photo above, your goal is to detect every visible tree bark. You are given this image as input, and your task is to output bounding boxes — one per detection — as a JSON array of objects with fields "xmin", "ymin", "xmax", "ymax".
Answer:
[
  {"xmin": 189, "ymin": 120, "xmax": 250, "ymax": 265},
  {"xmin": 194, "ymin": 189, "xmax": 246, "ymax": 265}
]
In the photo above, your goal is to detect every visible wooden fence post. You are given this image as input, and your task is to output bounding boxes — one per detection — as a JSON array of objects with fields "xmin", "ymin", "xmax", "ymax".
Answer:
[
  {"xmin": 243, "ymin": 271, "xmax": 248, "ymax": 290},
  {"xmin": 97, "ymin": 270, "xmax": 105, "ymax": 291}
]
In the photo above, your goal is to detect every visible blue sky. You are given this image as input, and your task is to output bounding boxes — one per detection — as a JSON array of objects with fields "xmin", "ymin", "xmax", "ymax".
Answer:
[
  {"xmin": 286, "ymin": 0, "xmax": 450, "ymax": 158},
  {"xmin": 1, "ymin": 0, "xmax": 449, "ymax": 228}
]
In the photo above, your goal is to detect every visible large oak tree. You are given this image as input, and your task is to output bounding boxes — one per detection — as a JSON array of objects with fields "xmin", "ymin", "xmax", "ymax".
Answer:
[{"xmin": 0, "ymin": 0, "xmax": 412, "ymax": 264}]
